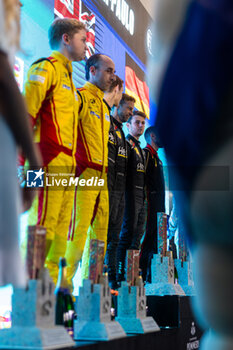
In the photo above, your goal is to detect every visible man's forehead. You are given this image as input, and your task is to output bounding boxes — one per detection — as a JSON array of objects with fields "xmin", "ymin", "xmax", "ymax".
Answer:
[
  {"xmin": 101, "ymin": 55, "xmax": 115, "ymax": 68},
  {"xmin": 126, "ymin": 100, "xmax": 134, "ymax": 107},
  {"xmin": 133, "ymin": 115, "xmax": 145, "ymax": 121},
  {"xmin": 74, "ymin": 29, "xmax": 87, "ymax": 38},
  {"xmin": 79, "ymin": 29, "xmax": 87, "ymax": 36}
]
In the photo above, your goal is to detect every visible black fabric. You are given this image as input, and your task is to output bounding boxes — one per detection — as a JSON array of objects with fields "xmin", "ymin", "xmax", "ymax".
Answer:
[
  {"xmin": 144, "ymin": 147, "xmax": 165, "ymax": 196},
  {"xmin": 106, "ymin": 116, "xmax": 128, "ymax": 281},
  {"xmin": 125, "ymin": 134, "xmax": 145, "ymax": 192},
  {"xmin": 120, "ymin": 192, "xmax": 146, "ymax": 245},
  {"xmin": 140, "ymin": 193, "xmax": 164, "ymax": 282},
  {"xmin": 140, "ymin": 147, "xmax": 165, "ymax": 281},
  {"xmin": 107, "ymin": 116, "xmax": 128, "ymax": 192},
  {"xmin": 105, "ymin": 190, "xmax": 125, "ymax": 281},
  {"xmin": 117, "ymin": 135, "xmax": 146, "ymax": 281},
  {"xmin": 108, "ymin": 116, "xmax": 117, "ymax": 192}
]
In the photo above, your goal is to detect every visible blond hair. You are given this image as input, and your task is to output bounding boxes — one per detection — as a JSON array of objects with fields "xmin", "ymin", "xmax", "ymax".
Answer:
[{"xmin": 48, "ymin": 18, "xmax": 86, "ymax": 49}]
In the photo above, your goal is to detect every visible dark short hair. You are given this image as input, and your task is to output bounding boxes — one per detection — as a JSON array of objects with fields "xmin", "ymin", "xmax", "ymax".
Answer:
[
  {"xmin": 144, "ymin": 126, "xmax": 157, "ymax": 143},
  {"xmin": 48, "ymin": 18, "xmax": 86, "ymax": 49},
  {"xmin": 128, "ymin": 110, "xmax": 147, "ymax": 124},
  {"xmin": 85, "ymin": 53, "xmax": 109, "ymax": 80},
  {"xmin": 108, "ymin": 75, "xmax": 124, "ymax": 92},
  {"xmin": 119, "ymin": 93, "xmax": 135, "ymax": 106}
]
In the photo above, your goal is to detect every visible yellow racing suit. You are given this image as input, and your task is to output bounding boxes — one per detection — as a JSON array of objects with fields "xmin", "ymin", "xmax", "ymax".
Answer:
[
  {"xmin": 24, "ymin": 51, "xmax": 78, "ymax": 284},
  {"xmin": 65, "ymin": 82, "xmax": 110, "ymax": 287}
]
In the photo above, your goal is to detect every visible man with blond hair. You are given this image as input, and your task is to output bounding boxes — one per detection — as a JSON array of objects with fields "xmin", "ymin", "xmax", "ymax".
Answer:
[{"xmin": 24, "ymin": 18, "xmax": 87, "ymax": 283}]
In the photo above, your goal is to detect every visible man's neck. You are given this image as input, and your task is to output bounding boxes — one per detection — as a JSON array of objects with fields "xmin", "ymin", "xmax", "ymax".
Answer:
[
  {"xmin": 113, "ymin": 112, "xmax": 122, "ymax": 124},
  {"xmin": 104, "ymin": 93, "xmax": 115, "ymax": 108},
  {"xmin": 129, "ymin": 133, "xmax": 139, "ymax": 141},
  {"xmin": 57, "ymin": 47, "xmax": 71, "ymax": 61},
  {"xmin": 150, "ymin": 141, "xmax": 158, "ymax": 151},
  {"xmin": 88, "ymin": 79, "xmax": 102, "ymax": 91}
]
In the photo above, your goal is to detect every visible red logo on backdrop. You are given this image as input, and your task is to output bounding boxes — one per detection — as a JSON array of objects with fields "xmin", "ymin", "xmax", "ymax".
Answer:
[
  {"xmin": 54, "ymin": 0, "xmax": 79, "ymax": 18},
  {"xmin": 54, "ymin": 0, "xmax": 95, "ymax": 58}
]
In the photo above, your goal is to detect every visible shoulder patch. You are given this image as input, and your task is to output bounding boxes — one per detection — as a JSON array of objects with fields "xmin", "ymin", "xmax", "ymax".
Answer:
[{"xmin": 29, "ymin": 74, "xmax": 45, "ymax": 83}]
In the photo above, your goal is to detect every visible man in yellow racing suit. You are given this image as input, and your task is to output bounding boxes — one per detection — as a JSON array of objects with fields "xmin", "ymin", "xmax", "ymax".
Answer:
[
  {"xmin": 23, "ymin": 18, "xmax": 87, "ymax": 283},
  {"xmin": 65, "ymin": 54, "xmax": 115, "ymax": 288}
]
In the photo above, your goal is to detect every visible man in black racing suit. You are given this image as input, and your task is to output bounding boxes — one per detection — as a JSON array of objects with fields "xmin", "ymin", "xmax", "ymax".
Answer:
[
  {"xmin": 105, "ymin": 93, "xmax": 135, "ymax": 289},
  {"xmin": 117, "ymin": 110, "xmax": 146, "ymax": 282},
  {"xmin": 139, "ymin": 126, "xmax": 165, "ymax": 282}
]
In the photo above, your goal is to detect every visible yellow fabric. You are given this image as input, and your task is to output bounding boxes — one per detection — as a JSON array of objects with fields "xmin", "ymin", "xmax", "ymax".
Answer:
[
  {"xmin": 65, "ymin": 83, "xmax": 110, "ymax": 290},
  {"xmin": 24, "ymin": 51, "xmax": 79, "ymax": 151},
  {"xmin": 76, "ymin": 82, "xmax": 110, "ymax": 168},
  {"xmin": 65, "ymin": 168, "xmax": 109, "ymax": 290},
  {"xmin": 24, "ymin": 51, "xmax": 79, "ymax": 285},
  {"xmin": 26, "ymin": 152, "xmax": 75, "ymax": 285}
]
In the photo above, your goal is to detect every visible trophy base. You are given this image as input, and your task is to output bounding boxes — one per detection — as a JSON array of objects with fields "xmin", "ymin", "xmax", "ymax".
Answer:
[
  {"xmin": 145, "ymin": 282, "xmax": 185, "ymax": 296},
  {"xmin": 116, "ymin": 316, "xmax": 160, "ymax": 334},
  {"xmin": 181, "ymin": 284, "xmax": 196, "ymax": 296},
  {"xmin": 0, "ymin": 326, "xmax": 75, "ymax": 350},
  {"xmin": 74, "ymin": 320, "xmax": 126, "ymax": 341}
]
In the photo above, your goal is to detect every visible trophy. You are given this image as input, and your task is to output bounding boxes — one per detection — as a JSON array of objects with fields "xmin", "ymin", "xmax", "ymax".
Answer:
[
  {"xmin": 74, "ymin": 239, "xmax": 126, "ymax": 341},
  {"xmin": 146, "ymin": 214, "xmax": 185, "ymax": 296},
  {"xmin": 0, "ymin": 225, "xmax": 75, "ymax": 349},
  {"xmin": 26, "ymin": 225, "xmax": 46, "ymax": 279},
  {"xmin": 174, "ymin": 257, "xmax": 196, "ymax": 296},
  {"xmin": 0, "ymin": 268, "xmax": 75, "ymax": 349},
  {"xmin": 116, "ymin": 250, "xmax": 160, "ymax": 334}
]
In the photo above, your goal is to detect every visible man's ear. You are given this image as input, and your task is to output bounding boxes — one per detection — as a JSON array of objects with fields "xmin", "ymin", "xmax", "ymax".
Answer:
[
  {"xmin": 89, "ymin": 65, "xmax": 96, "ymax": 76},
  {"xmin": 151, "ymin": 132, "xmax": 155, "ymax": 140},
  {"xmin": 113, "ymin": 86, "xmax": 119, "ymax": 97},
  {"xmin": 61, "ymin": 33, "xmax": 70, "ymax": 45}
]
